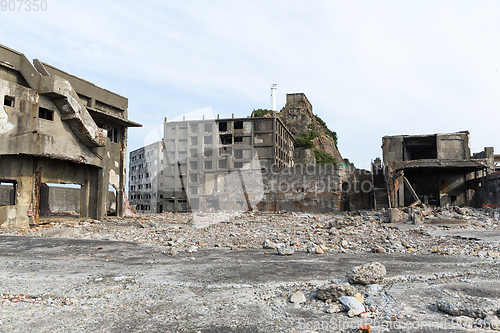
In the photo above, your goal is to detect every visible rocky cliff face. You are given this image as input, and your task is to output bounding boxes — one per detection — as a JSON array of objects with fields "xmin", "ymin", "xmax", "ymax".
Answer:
[{"xmin": 278, "ymin": 93, "xmax": 343, "ymax": 165}]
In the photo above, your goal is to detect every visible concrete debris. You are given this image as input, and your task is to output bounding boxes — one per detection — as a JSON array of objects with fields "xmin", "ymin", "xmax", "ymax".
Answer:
[
  {"xmin": 339, "ymin": 295, "xmax": 365, "ymax": 315},
  {"xmin": 431, "ymin": 245, "xmax": 444, "ymax": 254},
  {"xmin": 262, "ymin": 239, "xmax": 277, "ymax": 249},
  {"xmin": 316, "ymin": 282, "xmax": 356, "ymax": 302},
  {"xmin": 276, "ymin": 244, "xmax": 294, "ymax": 256},
  {"xmin": 366, "ymin": 284, "xmax": 382, "ymax": 296},
  {"xmin": 162, "ymin": 247, "xmax": 179, "ymax": 256},
  {"xmin": 290, "ymin": 291, "xmax": 306, "ymax": 304},
  {"xmin": 346, "ymin": 262, "xmax": 386, "ymax": 285},
  {"xmin": 2, "ymin": 207, "xmax": 500, "ymax": 332},
  {"xmin": 353, "ymin": 292, "xmax": 364, "ymax": 304},
  {"xmin": 324, "ymin": 303, "xmax": 342, "ymax": 314},
  {"xmin": 437, "ymin": 296, "xmax": 500, "ymax": 319}
]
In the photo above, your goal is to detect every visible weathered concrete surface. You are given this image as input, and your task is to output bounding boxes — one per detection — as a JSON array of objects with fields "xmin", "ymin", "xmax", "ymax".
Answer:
[
  {"xmin": 1, "ymin": 235, "xmax": 499, "ymax": 332},
  {"xmin": 0, "ymin": 44, "xmax": 141, "ymax": 227}
]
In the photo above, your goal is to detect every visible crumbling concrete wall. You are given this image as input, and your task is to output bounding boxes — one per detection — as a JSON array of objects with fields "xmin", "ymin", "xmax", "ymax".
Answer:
[
  {"xmin": 198, "ymin": 164, "xmax": 373, "ymax": 213},
  {"xmin": 382, "ymin": 132, "xmax": 493, "ymax": 208},
  {"xmin": 0, "ymin": 44, "xmax": 140, "ymax": 228}
]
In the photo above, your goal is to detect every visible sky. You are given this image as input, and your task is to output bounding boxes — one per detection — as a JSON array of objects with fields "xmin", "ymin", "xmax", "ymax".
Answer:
[{"xmin": 1, "ymin": 0, "xmax": 499, "ymax": 170}]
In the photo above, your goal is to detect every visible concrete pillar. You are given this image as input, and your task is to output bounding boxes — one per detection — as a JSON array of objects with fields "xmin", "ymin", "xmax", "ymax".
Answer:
[
  {"xmin": 398, "ymin": 175, "xmax": 405, "ymax": 207},
  {"xmin": 80, "ymin": 178, "xmax": 90, "ymax": 218},
  {"xmin": 15, "ymin": 156, "xmax": 34, "ymax": 228}
]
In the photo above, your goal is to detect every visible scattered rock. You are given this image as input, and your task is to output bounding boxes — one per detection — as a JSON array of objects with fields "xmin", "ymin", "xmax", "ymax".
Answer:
[
  {"xmin": 354, "ymin": 292, "xmax": 364, "ymax": 304},
  {"xmin": 320, "ymin": 245, "xmax": 329, "ymax": 252},
  {"xmin": 346, "ymin": 262, "xmax": 386, "ymax": 285},
  {"xmin": 324, "ymin": 303, "xmax": 342, "ymax": 313},
  {"xmin": 163, "ymin": 247, "xmax": 178, "ymax": 256},
  {"xmin": 341, "ymin": 240, "xmax": 349, "ymax": 247},
  {"xmin": 366, "ymin": 284, "xmax": 382, "ymax": 296},
  {"xmin": 262, "ymin": 239, "xmax": 277, "ymax": 249},
  {"xmin": 372, "ymin": 247, "xmax": 386, "ymax": 253},
  {"xmin": 315, "ymin": 246, "xmax": 324, "ymax": 254},
  {"xmin": 276, "ymin": 245, "xmax": 294, "ymax": 256},
  {"xmin": 290, "ymin": 291, "xmax": 306, "ymax": 304},
  {"xmin": 339, "ymin": 296, "xmax": 365, "ymax": 315},
  {"xmin": 437, "ymin": 296, "xmax": 499, "ymax": 319},
  {"xmin": 488, "ymin": 252, "xmax": 500, "ymax": 258},
  {"xmin": 317, "ymin": 282, "xmax": 356, "ymax": 302},
  {"xmin": 431, "ymin": 246, "xmax": 443, "ymax": 253},
  {"xmin": 360, "ymin": 324, "xmax": 371, "ymax": 332},
  {"xmin": 458, "ymin": 207, "xmax": 472, "ymax": 215}
]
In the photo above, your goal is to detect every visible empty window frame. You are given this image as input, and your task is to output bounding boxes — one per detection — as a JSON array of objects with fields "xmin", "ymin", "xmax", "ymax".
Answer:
[
  {"xmin": 0, "ymin": 181, "xmax": 16, "ymax": 206},
  {"xmin": 204, "ymin": 161, "xmax": 212, "ymax": 170},
  {"xmin": 403, "ymin": 136, "xmax": 437, "ymax": 160},
  {"xmin": 107, "ymin": 127, "xmax": 119, "ymax": 143},
  {"xmin": 4, "ymin": 96, "xmax": 14, "ymax": 107},
  {"xmin": 38, "ymin": 107, "xmax": 54, "ymax": 121},
  {"xmin": 218, "ymin": 122, "xmax": 228, "ymax": 132},
  {"xmin": 219, "ymin": 134, "xmax": 232, "ymax": 145},
  {"xmin": 204, "ymin": 123, "xmax": 212, "ymax": 133},
  {"xmin": 234, "ymin": 136, "xmax": 243, "ymax": 144},
  {"xmin": 191, "ymin": 136, "xmax": 198, "ymax": 145},
  {"xmin": 204, "ymin": 147, "xmax": 212, "ymax": 158},
  {"xmin": 204, "ymin": 136, "xmax": 212, "ymax": 145},
  {"xmin": 234, "ymin": 121, "xmax": 243, "ymax": 130}
]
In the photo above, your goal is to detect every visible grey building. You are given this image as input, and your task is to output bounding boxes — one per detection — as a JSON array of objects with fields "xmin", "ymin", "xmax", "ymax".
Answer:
[
  {"xmin": 161, "ymin": 115, "xmax": 294, "ymax": 212},
  {"xmin": 382, "ymin": 131, "xmax": 494, "ymax": 208},
  {"xmin": 128, "ymin": 141, "xmax": 164, "ymax": 213},
  {"xmin": 0, "ymin": 44, "xmax": 141, "ymax": 228}
]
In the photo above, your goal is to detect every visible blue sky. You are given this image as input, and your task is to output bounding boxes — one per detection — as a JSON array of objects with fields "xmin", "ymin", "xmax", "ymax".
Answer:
[{"xmin": 1, "ymin": 0, "xmax": 499, "ymax": 169}]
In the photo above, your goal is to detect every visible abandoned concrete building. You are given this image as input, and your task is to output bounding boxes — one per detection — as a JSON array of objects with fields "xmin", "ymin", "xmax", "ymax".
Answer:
[
  {"xmin": 0, "ymin": 44, "xmax": 141, "ymax": 228},
  {"xmin": 161, "ymin": 115, "xmax": 295, "ymax": 212},
  {"xmin": 128, "ymin": 141, "xmax": 164, "ymax": 213},
  {"xmin": 382, "ymin": 131, "xmax": 496, "ymax": 208}
]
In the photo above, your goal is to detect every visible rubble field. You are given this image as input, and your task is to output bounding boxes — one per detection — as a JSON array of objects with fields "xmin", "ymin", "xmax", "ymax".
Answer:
[{"xmin": 1, "ymin": 207, "xmax": 500, "ymax": 332}]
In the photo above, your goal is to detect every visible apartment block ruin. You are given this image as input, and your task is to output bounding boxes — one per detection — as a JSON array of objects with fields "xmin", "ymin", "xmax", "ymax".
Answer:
[
  {"xmin": 0, "ymin": 44, "xmax": 141, "ymax": 228},
  {"xmin": 128, "ymin": 141, "xmax": 164, "ymax": 213},
  {"xmin": 382, "ymin": 132, "xmax": 495, "ymax": 208},
  {"xmin": 161, "ymin": 116, "xmax": 294, "ymax": 212}
]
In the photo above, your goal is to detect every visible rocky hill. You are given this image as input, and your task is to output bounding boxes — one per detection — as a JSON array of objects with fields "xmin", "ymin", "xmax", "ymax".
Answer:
[{"xmin": 253, "ymin": 93, "xmax": 345, "ymax": 166}]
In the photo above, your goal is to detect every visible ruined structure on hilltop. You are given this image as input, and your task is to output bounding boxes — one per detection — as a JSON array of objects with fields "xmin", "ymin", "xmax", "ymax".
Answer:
[
  {"xmin": 277, "ymin": 93, "xmax": 344, "ymax": 165},
  {"xmin": 0, "ymin": 44, "xmax": 141, "ymax": 228}
]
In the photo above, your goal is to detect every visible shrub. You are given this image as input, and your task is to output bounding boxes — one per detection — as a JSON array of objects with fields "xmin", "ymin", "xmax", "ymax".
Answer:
[
  {"xmin": 252, "ymin": 109, "xmax": 270, "ymax": 117},
  {"xmin": 314, "ymin": 149, "xmax": 338, "ymax": 165}
]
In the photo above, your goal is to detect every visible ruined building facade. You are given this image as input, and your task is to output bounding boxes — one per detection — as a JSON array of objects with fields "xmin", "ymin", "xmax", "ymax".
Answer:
[
  {"xmin": 0, "ymin": 45, "xmax": 140, "ymax": 228},
  {"xmin": 161, "ymin": 116, "xmax": 294, "ymax": 212},
  {"xmin": 382, "ymin": 132, "xmax": 494, "ymax": 208},
  {"xmin": 128, "ymin": 141, "xmax": 164, "ymax": 213}
]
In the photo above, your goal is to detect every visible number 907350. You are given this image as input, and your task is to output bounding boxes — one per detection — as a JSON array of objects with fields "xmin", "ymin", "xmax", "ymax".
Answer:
[{"xmin": 1, "ymin": 0, "xmax": 47, "ymax": 11}]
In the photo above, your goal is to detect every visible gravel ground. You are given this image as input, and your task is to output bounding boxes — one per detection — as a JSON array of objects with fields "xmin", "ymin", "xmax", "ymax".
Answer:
[{"xmin": 1, "ymin": 207, "xmax": 500, "ymax": 332}]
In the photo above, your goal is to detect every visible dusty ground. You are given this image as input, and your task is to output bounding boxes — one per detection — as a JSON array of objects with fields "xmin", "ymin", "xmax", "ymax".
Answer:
[{"xmin": 1, "ymin": 208, "xmax": 500, "ymax": 332}]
